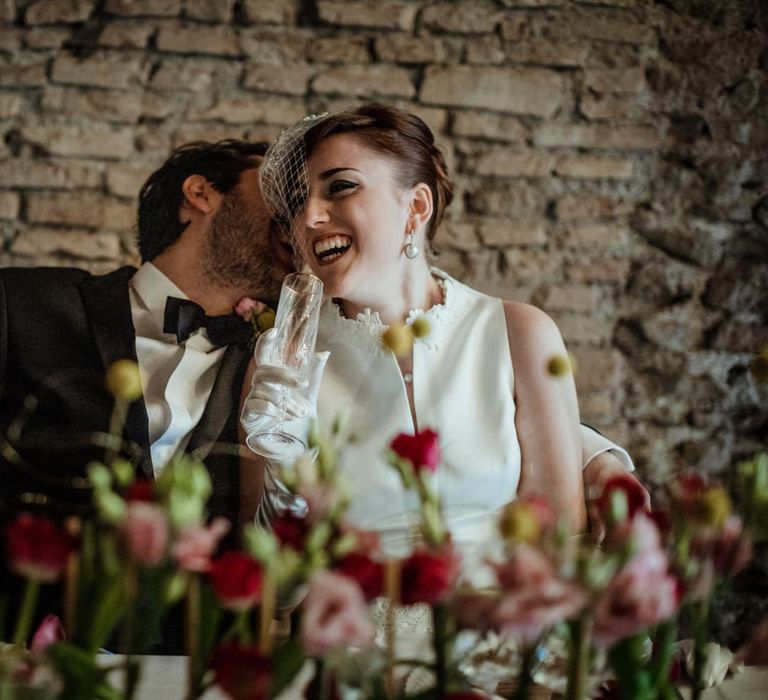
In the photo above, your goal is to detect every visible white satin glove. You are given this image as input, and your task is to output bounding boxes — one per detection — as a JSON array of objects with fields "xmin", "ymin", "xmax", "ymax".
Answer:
[{"xmin": 240, "ymin": 328, "xmax": 329, "ymax": 456}]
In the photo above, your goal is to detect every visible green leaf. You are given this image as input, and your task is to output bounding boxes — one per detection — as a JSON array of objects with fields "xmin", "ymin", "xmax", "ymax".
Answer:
[
  {"xmin": 270, "ymin": 639, "xmax": 307, "ymax": 697},
  {"xmin": 47, "ymin": 643, "xmax": 123, "ymax": 700}
]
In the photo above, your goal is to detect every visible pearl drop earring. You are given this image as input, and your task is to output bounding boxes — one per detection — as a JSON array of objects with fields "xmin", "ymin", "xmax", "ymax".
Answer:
[{"xmin": 404, "ymin": 228, "xmax": 419, "ymax": 259}]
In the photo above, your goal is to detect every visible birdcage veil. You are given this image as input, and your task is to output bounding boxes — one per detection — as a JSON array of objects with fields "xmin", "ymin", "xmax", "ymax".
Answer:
[{"xmin": 259, "ymin": 113, "xmax": 329, "ymax": 267}]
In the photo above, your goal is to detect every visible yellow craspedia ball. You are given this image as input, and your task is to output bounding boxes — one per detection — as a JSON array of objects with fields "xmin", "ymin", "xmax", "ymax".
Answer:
[
  {"xmin": 695, "ymin": 487, "xmax": 732, "ymax": 529},
  {"xmin": 410, "ymin": 316, "xmax": 431, "ymax": 339},
  {"xmin": 547, "ymin": 354, "xmax": 572, "ymax": 377},
  {"xmin": 256, "ymin": 308, "xmax": 276, "ymax": 332},
  {"xmin": 750, "ymin": 347, "xmax": 768, "ymax": 384},
  {"xmin": 105, "ymin": 359, "xmax": 142, "ymax": 401},
  {"xmin": 382, "ymin": 323, "xmax": 414, "ymax": 357},
  {"xmin": 498, "ymin": 502, "xmax": 540, "ymax": 544}
]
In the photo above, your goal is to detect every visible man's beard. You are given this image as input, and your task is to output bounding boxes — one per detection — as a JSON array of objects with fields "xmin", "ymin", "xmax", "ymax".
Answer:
[{"xmin": 201, "ymin": 192, "xmax": 284, "ymax": 305}]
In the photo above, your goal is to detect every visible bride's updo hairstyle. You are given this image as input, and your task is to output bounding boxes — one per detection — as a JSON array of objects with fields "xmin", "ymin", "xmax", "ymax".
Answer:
[{"xmin": 302, "ymin": 104, "xmax": 454, "ymax": 245}]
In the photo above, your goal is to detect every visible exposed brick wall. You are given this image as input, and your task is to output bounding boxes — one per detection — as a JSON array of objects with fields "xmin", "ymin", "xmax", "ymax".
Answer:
[{"xmin": 0, "ymin": 0, "xmax": 766, "ymax": 487}]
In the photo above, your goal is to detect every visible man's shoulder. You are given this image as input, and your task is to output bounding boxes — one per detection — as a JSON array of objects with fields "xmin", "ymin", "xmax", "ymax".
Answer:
[{"xmin": 0, "ymin": 265, "xmax": 137, "ymax": 290}]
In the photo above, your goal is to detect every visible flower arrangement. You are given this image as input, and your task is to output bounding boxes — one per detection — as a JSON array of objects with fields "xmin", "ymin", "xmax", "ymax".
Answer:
[{"xmin": 1, "ymin": 352, "xmax": 766, "ymax": 700}]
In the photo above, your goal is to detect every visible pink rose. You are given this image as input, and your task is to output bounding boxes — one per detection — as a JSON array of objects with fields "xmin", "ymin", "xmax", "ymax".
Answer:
[
  {"xmin": 5, "ymin": 513, "xmax": 76, "ymax": 582},
  {"xmin": 301, "ymin": 570, "xmax": 375, "ymax": 656},
  {"xmin": 493, "ymin": 545, "xmax": 586, "ymax": 644},
  {"xmin": 120, "ymin": 501, "xmax": 169, "ymax": 566},
  {"xmin": 234, "ymin": 297, "xmax": 266, "ymax": 322},
  {"xmin": 593, "ymin": 549, "xmax": 680, "ymax": 647},
  {"xmin": 172, "ymin": 517, "xmax": 231, "ymax": 572},
  {"xmin": 390, "ymin": 429, "xmax": 441, "ymax": 473},
  {"xmin": 209, "ymin": 551, "xmax": 263, "ymax": 612},
  {"xmin": 30, "ymin": 614, "xmax": 65, "ymax": 652}
]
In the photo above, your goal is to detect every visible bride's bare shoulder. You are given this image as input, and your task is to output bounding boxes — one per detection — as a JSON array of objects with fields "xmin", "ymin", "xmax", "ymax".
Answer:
[{"xmin": 500, "ymin": 299, "xmax": 565, "ymax": 355}]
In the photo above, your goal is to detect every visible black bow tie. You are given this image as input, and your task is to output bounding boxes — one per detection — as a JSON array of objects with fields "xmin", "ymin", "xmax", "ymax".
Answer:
[{"xmin": 163, "ymin": 297, "xmax": 252, "ymax": 348}]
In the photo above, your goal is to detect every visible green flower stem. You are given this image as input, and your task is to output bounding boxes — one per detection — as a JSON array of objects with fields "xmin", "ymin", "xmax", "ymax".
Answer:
[
  {"xmin": 12, "ymin": 577, "xmax": 40, "ymax": 648},
  {"xmin": 566, "ymin": 613, "xmax": 592, "ymax": 700},
  {"xmin": 121, "ymin": 565, "xmax": 139, "ymax": 700},
  {"xmin": 106, "ymin": 397, "xmax": 128, "ymax": 467},
  {"xmin": 185, "ymin": 575, "xmax": 201, "ymax": 700},
  {"xmin": 691, "ymin": 599, "xmax": 710, "ymax": 700}
]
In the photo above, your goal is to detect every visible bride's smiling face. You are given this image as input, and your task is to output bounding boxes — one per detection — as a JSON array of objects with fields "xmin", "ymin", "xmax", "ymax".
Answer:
[{"xmin": 297, "ymin": 133, "xmax": 413, "ymax": 300}]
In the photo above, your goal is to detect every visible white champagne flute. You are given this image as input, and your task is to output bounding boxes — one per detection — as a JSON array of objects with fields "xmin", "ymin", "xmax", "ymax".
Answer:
[{"xmin": 246, "ymin": 271, "xmax": 323, "ymax": 460}]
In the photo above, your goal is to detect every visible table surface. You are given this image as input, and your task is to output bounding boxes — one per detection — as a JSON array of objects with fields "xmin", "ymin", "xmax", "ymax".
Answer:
[{"xmin": 119, "ymin": 656, "xmax": 768, "ymax": 699}]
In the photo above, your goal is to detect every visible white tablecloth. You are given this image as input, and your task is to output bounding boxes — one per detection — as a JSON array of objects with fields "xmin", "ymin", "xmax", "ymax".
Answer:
[{"xmin": 123, "ymin": 657, "xmax": 768, "ymax": 699}]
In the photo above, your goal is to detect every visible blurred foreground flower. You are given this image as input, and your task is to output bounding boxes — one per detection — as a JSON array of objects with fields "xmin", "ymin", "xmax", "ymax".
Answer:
[
  {"xmin": 300, "ymin": 570, "xmax": 375, "ymax": 656},
  {"xmin": 120, "ymin": 501, "xmax": 169, "ymax": 566},
  {"xmin": 105, "ymin": 358, "xmax": 142, "ymax": 401},
  {"xmin": 400, "ymin": 546, "xmax": 461, "ymax": 606},
  {"xmin": 494, "ymin": 545, "xmax": 587, "ymax": 644},
  {"xmin": 546, "ymin": 353, "xmax": 575, "ymax": 377},
  {"xmin": 4, "ymin": 514, "xmax": 75, "ymax": 583},
  {"xmin": 213, "ymin": 643, "xmax": 273, "ymax": 700},
  {"xmin": 391, "ymin": 428, "xmax": 441, "ymax": 474},
  {"xmin": 209, "ymin": 552, "xmax": 263, "ymax": 612}
]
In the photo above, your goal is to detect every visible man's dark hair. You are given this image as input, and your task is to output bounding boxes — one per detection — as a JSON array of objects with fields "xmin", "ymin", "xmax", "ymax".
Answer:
[{"xmin": 137, "ymin": 139, "xmax": 269, "ymax": 261}]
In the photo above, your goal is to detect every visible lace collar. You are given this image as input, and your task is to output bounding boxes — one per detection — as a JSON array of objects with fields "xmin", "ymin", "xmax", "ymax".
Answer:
[{"xmin": 319, "ymin": 268, "xmax": 458, "ymax": 354}]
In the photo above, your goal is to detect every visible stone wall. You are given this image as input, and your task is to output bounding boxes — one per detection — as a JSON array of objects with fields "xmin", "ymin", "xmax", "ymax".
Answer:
[{"xmin": 0, "ymin": 0, "xmax": 766, "ymax": 490}]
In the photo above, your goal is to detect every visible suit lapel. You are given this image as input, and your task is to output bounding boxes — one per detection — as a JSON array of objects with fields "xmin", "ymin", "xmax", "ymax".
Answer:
[
  {"xmin": 78, "ymin": 266, "xmax": 152, "ymax": 476},
  {"xmin": 186, "ymin": 343, "xmax": 249, "ymax": 463}
]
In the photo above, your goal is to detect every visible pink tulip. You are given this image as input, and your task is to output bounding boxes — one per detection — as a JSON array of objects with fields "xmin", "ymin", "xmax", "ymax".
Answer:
[
  {"xmin": 30, "ymin": 614, "xmax": 65, "ymax": 652},
  {"xmin": 172, "ymin": 518, "xmax": 230, "ymax": 572},
  {"xmin": 604, "ymin": 512, "xmax": 662, "ymax": 555},
  {"xmin": 696, "ymin": 516, "xmax": 753, "ymax": 577},
  {"xmin": 493, "ymin": 545, "xmax": 587, "ymax": 644},
  {"xmin": 120, "ymin": 501, "xmax": 169, "ymax": 566},
  {"xmin": 300, "ymin": 570, "xmax": 375, "ymax": 656},
  {"xmin": 593, "ymin": 549, "xmax": 680, "ymax": 647}
]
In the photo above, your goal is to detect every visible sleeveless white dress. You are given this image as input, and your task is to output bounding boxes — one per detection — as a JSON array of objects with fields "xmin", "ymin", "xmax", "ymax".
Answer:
[{"xmin": 315, "ymin": 269, "xmax": 522, "ymax": 570}]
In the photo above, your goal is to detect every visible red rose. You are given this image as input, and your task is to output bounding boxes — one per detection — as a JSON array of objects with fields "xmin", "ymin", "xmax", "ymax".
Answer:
[
  {"xmin": 597, "ymin": 473, "xmax": 650, "ymax": 521},
  {"xmin": 400, "ymin": 546, "xmax": 460, "ymax": 606},
  {"xmin": 4, "ymin": 513, "xmax": 75, "ymax": 582},
  {"xmin": 272, "ymin": 512, "xmax": 309, "ymax": 551},
  {"xmin": 335, "ymin": 552, "xmax": 384, "ymax": 601},
  {"xmin": 209, "ymin": 552, "xmax": 263, "ymax": 611},
  {"xmin": 125, "ymin": 479, "xmax": 154, "ymax": 502},
  {"xmin": 390, "ymin": 428, "xmax": 441, "ymax": 473},
  {"xmin": 212, "ymin": 644, "xmax": 272, "ymax": 700}
]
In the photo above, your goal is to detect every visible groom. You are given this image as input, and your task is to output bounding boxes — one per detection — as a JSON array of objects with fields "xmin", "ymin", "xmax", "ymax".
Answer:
[
  {"xmin": 0, "ymin": 138, "xmax": 643, "ymax": 527},
  {"xmin": 0, "ymin": 139, "xmax": 293, "ymax": 524}
]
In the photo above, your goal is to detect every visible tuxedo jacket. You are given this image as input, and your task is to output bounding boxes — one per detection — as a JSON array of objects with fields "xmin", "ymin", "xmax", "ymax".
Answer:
[{"xmin": 0, "ymin": 265, "xmax": 249, "ymax": 522}]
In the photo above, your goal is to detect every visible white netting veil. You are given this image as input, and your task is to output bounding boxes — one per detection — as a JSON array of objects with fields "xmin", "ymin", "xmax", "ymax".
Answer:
[{"xmin": 259, "ymin": 113, "xmax": 329, "ymax": 265}]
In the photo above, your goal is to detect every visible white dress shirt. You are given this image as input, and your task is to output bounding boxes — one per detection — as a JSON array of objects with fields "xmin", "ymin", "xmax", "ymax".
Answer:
[{"xmin": 129, "ymin": 263, "xmax": 226, "ymax": 475}]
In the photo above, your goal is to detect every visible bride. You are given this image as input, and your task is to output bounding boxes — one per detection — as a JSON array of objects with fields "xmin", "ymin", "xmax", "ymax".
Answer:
[{"xmin": 241, "ymin": 103, "xmax": 644, "ymax": 556}]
